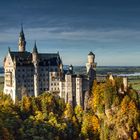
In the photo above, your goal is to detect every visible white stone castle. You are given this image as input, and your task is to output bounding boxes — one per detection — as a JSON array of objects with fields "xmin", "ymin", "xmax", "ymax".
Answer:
[{"xmin": 3, "ymin": 27, "xmax": 96, "ymax": 108}]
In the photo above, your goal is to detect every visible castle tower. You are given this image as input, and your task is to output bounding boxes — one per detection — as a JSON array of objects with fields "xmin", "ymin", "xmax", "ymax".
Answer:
[
  {"xmin": 65, "ymin": 73, "xmax": 73, "ymax": 105},
  {"xmin": 86, "ymin": 52, "xmax": 95, "ymax": 73},
  {"xmin": 123, "ymin": 77, "xmax": 128, "ymax": 92},
  {"xmin": 32, "ymin": 41, "xmax": 39, "ymax": 97},
  {"xmin": 76, "ymin": 75, "xmax": 83, "ymax": 106},
  {"xmin": 18, "ymin": 25, "xmax": 26, "ymax": 52},
  {"xmin": 58, "ymin": 58, "xmax": 63, "ymax": 80},
  {"xmin": 86, "ymin": 52, "xmax": 97, "ymax": 89}
]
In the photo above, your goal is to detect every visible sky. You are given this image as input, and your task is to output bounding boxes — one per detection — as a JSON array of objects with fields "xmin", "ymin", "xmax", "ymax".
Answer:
[{"xmin": 0, "ymin": 0, "xmax": 140, "ymax": 66}]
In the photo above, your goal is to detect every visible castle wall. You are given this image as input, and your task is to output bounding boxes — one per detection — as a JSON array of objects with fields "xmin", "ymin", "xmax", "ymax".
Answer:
[
  {"xmin": 38, "ymin": 66, "xmax": 49, "ymax": 93},
  {"xmin": 59, "ymin": 81, "xmax": 65, "ymax": 99},
  {"xmin": 16, "ymin": 66, "xmax": 34, "ymax": 97}
]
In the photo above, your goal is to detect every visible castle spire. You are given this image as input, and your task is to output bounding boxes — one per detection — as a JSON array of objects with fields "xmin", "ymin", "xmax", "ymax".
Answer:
[
  {"xmin": 33, "ymin": 41, "xmax": 38, "ymax": 53},
  {"xmin": 32, "ymin": 41, "xmax": 38, "ymax": 63},
  {"xmin": 18, "ymin": 25, "xmax": 26, "ymax": 52},
  {"xmin": 8, "ymin": 47, "xmax": 11, "ymax": 53},
  {"xmin": 32, "ymin": 41, "xmax": 39, "ymax": 97}
]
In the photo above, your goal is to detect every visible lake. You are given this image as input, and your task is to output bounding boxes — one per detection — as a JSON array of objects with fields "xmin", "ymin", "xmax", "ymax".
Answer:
[{"xmin": 118, "ymin": 73, "xmax": 140, "ymax": 77}]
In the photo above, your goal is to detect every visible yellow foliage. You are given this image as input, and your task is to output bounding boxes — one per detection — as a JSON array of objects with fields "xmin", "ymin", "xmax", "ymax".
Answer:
[
  {"xmin": 22, "ymin": 96, "xmax": 31, "ymax": 112},
  {"xmin": 63, "ymin": 103, "xmax": 73, "ymax": 119},
  {"xmin": 133, "ymin": 131, "xmax": 138, "ymax": 140},
  {"xmin": 92, "ymin": 115, "xmax": 100, "ymax": 132},
  {"xmin": 48, "ymin": 112, "xmax": 57, "ymax": 126},
  {"xmin": 35, "ymin": 111, "xmax": 44, "ymax": 121},
  {"xmin": 90, "ymin": 83, "xmax": 105, "ymax": 112},
  {"xmin": 128, "ymin": 100, "xmax": 136, "ymax": 112}
]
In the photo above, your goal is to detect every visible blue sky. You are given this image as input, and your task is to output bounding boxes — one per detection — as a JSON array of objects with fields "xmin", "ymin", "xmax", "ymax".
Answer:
[{"xmin": 0, "ymin": 0, "xmax": 140, "ymax": 66}]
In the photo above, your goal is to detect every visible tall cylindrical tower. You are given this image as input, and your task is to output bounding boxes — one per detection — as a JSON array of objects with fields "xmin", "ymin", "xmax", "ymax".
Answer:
[
  {"xmin": 88, "ymin": 52, "xmax": 95, "ymax": 64},
  {"xmin": 32, "ymin": 41, "xmax": 39, "ymax": 97}
]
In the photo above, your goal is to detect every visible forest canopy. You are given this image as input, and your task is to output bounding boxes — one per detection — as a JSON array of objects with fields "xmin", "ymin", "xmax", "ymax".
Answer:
[{"xmin": 0, "ymin": 77, "xmax": 139, "ymax": 140}]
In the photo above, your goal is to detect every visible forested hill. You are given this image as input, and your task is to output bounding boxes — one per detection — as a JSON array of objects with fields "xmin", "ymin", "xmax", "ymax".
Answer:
[{"xmin": 0, "ymin": 77, "xmax": 140, "ymax": 139}]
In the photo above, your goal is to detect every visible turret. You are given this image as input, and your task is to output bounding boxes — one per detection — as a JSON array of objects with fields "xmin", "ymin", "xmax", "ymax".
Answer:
[
  {"xmin": 32, "ymin": 41, "xmax": 38, "ymax": 63},
  {"xmin": 86, "ymin": 51, "xmax": 96, "ymax": 74},
  {"xmin": 88, "ymin": 51, "xmax": 95, "ymax": 64},
  {"xmin": 58, "ymin": 58, "xmax": 63, "ymax": 79},
  {"xmin": 32, "ymin": 41, "xmax": 39, "ymax": 97},
  {"xmin": 86, "ymin": 51, "xmax": 97, "ymax": 89},
  {"xmin": 18, "ymin": 25, "xmax": 26, "ymax": 52},
  {"xmin": 123, "ymin": 77, "xmax": 128, "ymax": 92}
]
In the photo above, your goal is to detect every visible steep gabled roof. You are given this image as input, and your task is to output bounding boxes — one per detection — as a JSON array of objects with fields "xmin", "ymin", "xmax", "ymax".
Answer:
[
  {"xmin": 38, "ymin": 53, "xmax": 61, "ymax": 66},
  {"xmin": 9, "ymin": 51, "xmax": 61, "ymax": 67},
  {"xmin": 10, "ymin": 51, "xmax": 33, "ymax": 66}
]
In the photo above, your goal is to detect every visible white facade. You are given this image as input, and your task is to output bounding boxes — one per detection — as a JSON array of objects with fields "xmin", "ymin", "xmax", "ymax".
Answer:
[
  {"xmin": 3, "ymin": 28, "xmax": 62, "ymax": 102},
  {"xmin": 59, "ymin": 52, "xmax": 97, "ymax": 108},
  {"xmin": 3, "ymin": 28, "xmax": 96, "ymax": 109}
]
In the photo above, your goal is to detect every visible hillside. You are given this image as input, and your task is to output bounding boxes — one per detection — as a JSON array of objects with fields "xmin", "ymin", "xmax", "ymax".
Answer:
[{"xmin": 0, "ymin": 77, "xmax": 139, "ymax": 140}]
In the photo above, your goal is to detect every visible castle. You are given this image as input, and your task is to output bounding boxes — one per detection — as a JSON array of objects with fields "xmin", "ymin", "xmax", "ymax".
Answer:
[{"xmin": 3, "ymin": 27, "xmax": 96, "ymax": 108}]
